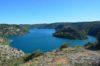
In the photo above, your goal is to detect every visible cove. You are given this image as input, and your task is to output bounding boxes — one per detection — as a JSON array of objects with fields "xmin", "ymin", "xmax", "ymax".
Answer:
[{"xmin": 10, "ymin": 29, "xmax": 97, "ymax": 53}]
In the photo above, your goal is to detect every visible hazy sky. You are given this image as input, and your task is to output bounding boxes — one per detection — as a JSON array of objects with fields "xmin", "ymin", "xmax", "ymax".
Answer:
[{"xmin": 0, "ymin": 0, "xmax": 100, "ymax": 24}]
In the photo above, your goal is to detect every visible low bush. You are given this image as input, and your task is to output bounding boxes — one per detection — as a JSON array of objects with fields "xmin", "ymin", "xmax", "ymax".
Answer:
[
  {"xmin": 60, "ymin": 43, "xmax": 69, "ymax": 50},
  {"xmin": 23, "ymin": 50, "xmax": 44, "ymax": 62}
]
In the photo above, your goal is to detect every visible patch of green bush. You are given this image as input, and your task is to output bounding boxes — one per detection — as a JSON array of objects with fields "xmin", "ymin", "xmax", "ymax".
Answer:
[
  {"xmin": 60, "ymin": 43, "xmax": 69, "ymax": 51},
  {"xmin": 23, "ymin": 50, "xmax": 44, "ymax": 62}
]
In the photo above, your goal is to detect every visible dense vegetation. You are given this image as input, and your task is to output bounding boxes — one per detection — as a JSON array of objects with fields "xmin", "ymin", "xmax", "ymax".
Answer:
[
  {"xmin": 53, "ymin": 26, "xmax": 87, "ymax": 40},
  {"xmin": 0, "ymin": 24, "xmax": 29, "ymax": 37}
]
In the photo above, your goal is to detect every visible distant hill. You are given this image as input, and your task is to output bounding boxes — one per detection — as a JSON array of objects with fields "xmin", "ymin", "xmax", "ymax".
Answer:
[
  {"xmin": 31, "ymin": 21, "xmax": 100, "ymax": 36},
  {"xmin": 0, "ymin": 24, "xmax": 29, "ymax": 37},
  {"xmin": 0, "ymin": 21, "xmax": 100, "ymax": 37},
  {"xmin": 53, "ymin": 26, "xmax": 87, "ymax": 39},
  {"xmin": 30, "ymin": 21, "xmax": 100, "ymax": 40}
]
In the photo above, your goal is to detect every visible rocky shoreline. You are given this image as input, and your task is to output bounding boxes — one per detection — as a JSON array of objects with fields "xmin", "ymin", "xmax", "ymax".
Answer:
[{"xmin": 0, "ymin": 45, "xmax": 25, "ymax": 66}]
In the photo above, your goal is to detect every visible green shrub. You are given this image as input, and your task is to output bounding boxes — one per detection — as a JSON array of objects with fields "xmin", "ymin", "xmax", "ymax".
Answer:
[
  {"xmin": 23, "ymin": 50, "xmax": 44, "ymax": 62},
  {"xmin": 60, "ymin": 43, "xmax": 69, "ymax": 50}
]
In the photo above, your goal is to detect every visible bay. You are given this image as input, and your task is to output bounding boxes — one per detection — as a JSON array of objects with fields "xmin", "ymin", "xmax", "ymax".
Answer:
[{"xmin": 10, "ymin": 29, "xmax": 97, "ymax": 53}]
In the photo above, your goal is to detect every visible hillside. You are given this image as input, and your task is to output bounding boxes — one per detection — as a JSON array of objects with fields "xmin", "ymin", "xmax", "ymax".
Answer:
[
  {"xmin": 20, "ymin": 47, "xmax": 100, "ymax": 66},
  {"xmin": 53, "ymin": 26, "xmax": 87, "ymax": 40},
  {"xmin": 0, "ymin": 24, "xmax": 29, "ymax": 37},
  {"xmin": 0, "ymin": 45, "xmax": 25, "ymax": 66},
  {"xmin": 0, "ymin": 21, "xmax": 100, "ymax": 37},
  {"xmin": 31, "ymin": 21, "xmax": 100, "ymax": 36}
]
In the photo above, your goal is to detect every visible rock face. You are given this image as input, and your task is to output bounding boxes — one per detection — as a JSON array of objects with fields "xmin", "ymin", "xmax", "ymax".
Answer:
[
  {"xmin": 0, "ymin": 45, "xmax": 25, "ymax": 66},
  {"xmin": 53, "ymin": 26, "xmax": 87, "ymax": 40},
  {"xmin": 20, "ymin": 47, "xmax": 100, "ymax": 66}
]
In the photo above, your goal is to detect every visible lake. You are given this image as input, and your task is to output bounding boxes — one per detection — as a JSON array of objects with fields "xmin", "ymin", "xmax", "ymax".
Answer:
[{"xmin": 10, "ymin": 29, "xmax": 97, "ymax": 53}]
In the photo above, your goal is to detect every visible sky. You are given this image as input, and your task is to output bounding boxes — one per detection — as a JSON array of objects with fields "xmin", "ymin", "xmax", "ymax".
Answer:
[{"xmin": 0, "ymin": 0, "xmax": 100, "ymax": 24}]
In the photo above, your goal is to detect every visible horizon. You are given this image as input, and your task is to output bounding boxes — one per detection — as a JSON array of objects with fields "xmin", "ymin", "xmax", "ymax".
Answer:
[
  {"xmin": 0, "ymin": 21, "xmax": 99, "ymax": 25},
  {"xmin": 0, "ymin": 0, "xmax": 100, "ymax": 24}
]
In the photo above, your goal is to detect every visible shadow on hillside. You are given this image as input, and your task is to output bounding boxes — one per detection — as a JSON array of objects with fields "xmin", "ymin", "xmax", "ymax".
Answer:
[{"xmin": 84, "ymin": 42, "xmax": 100, "ymax": 51}]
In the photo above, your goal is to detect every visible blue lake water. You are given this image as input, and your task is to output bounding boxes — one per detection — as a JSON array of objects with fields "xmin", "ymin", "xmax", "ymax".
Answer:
[{"xmin": 10, "ymin": 29, "xmax": 97, "ymax": 53}]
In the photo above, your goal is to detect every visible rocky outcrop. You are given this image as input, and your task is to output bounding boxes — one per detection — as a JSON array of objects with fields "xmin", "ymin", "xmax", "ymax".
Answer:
[
  {"xmin": 0, "ymin": 45, "xmax": 25, "ymax": 66},
  {"xmin": 20, "ymin": 47, "xmax": 100, "ymax": 66}
]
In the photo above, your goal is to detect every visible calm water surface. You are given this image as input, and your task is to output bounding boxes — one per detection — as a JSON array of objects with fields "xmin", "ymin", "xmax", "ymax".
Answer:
[{"xmin": 10, "ymin": 29, "xmax": 97, "ymax": 53}]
